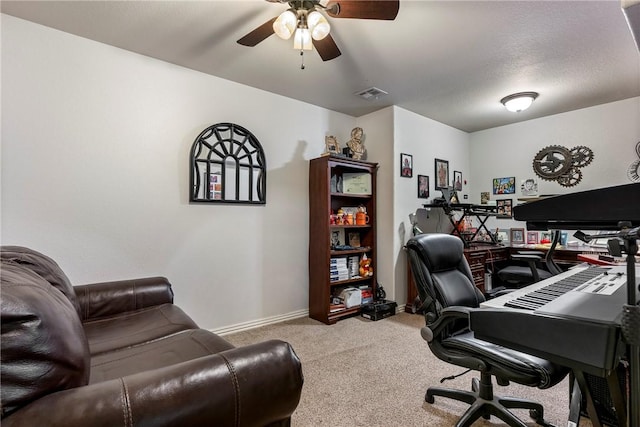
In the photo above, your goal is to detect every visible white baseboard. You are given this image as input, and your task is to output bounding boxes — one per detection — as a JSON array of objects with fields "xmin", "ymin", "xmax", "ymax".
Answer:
[
  {"xmin": 213, "ymin": 304, "xmax": 408, "ymax": 336},
  {"xmin": 212, "ymin": 308, "xmax": 309, "ymax": 336}
]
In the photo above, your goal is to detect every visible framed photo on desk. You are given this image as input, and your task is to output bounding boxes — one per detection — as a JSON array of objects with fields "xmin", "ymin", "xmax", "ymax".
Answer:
[
  {"xmin": 510, "ymin": 228, "xmax": 525, "ymax": 244},
  {"xmin": 527, "ymin": 231, "xmax": 539, "ymax": 244}
]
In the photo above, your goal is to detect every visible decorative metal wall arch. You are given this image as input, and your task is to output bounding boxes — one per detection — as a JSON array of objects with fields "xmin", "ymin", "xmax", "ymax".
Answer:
[{"xmin": 190, "ymin": 123, "xmax": 266, "ymax": 204}]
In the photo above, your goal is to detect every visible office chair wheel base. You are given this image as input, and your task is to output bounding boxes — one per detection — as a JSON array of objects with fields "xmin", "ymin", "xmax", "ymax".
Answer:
[{"xmin": 425, "ymin": 391, "xmax": 435, "ymax": 404}]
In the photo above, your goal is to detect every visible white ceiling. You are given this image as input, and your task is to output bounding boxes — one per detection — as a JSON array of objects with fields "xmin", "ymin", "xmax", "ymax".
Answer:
[{"xmin": 2, "ymin": 0, "xmax": 639, "ymax": 133}]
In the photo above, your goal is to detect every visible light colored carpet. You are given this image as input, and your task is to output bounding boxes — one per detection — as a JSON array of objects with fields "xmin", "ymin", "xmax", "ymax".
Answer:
[{"xmin": 225, "ymin": 312, "xmax": 594, "ymax": 427}]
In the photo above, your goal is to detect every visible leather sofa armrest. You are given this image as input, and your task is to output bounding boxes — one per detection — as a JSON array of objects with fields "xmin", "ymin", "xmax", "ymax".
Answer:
[
  {"xmin": 74, "ymin": 276, "xmax": 174, "ymax": 321},
  {"xmin": 2, "ymin": 340, "xmax": 303, "ymax": 427}
]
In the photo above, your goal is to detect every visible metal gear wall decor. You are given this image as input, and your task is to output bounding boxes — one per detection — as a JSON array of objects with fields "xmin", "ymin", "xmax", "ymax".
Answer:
[
  {"xmin": 532, "ymin": 145, "xmax": 594, "ymax": 187},
  {"xmin": 627, "ymin": 141, "xmax": 640, "ymax": 182}
]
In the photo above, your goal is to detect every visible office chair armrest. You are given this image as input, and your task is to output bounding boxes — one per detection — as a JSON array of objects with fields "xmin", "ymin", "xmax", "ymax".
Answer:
[
  {"xmin": 508, "ymin": 254, "xmax": 543, "ymax": 282},
  {"xmin": 422, "ymin": 306, "xmax": 472, "ymax": 343},
  {"xmin": 510, "ymin": 253, "xmax": 543, "ymax": 261}
]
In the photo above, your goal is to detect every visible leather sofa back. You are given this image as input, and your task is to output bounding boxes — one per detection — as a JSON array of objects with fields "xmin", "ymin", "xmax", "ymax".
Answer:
[
  {"xmin": 0, "ymin": 261, "xmax": 90, "ymax": 418},
  {"xmin": 1, "ymin": 246, "xmax": 81, "ymax": 317}
]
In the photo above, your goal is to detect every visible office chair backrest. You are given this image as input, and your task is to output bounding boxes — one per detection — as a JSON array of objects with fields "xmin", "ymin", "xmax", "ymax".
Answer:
[{"xmin": 407, "ymin": 234, "xmax": 484, "ymax": 334}]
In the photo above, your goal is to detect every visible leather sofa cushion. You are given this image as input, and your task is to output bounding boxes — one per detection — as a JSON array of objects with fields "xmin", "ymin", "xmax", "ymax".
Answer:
[
  {"xmin": 90, "ymin": 329, "xmax": 235, "ymax": 383},
  {"xmin": 83, "ymin": 303, "xmax": 199, "ymax": 355},
  {"xmin": 0, "ymin": 246, "xmax": 81, "ymax": 317},
  {"xmin": 1, "ymin": 261, "xmax": 90, "ymax": 418}
]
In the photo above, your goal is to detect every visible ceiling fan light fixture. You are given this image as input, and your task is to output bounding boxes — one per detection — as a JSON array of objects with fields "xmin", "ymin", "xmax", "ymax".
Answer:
[
  {"xmin": 293, "ymin": 27, "xmax": 313, "ymax": 50},
  {"xmin": 273, "ymin": 9, "xmax": 297, "ymax": 40},
  {"xmin": 308, "ymin": 11, "xmax": 330, "ymax": 40},
  {"xmin": 500, "ymin": 92, "xmax": 539, "ymax": 112}
]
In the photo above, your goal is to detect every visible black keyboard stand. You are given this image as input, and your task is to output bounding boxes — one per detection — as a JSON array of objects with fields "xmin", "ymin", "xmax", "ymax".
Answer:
[{"xmin": 575, "ymin": 225, "xmax": 640, "ymax": 427}]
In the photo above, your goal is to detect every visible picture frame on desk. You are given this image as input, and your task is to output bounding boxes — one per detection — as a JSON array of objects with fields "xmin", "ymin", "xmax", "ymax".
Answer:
[
  {"xmin": 510, "ymin": 228, "xmax": 525, "ymax": 244},
  {"xmin": 417, "ymin": 175, "xmax": 429, "ymax": 198},
  {"xmin": 496, "ymin": 230, "xmax": 509, "ymax": 243},
  {"xmin": 435, "ymin": 158, "xmax": 449, "ymax": 190},
  {"xmin": 527, "ymin": 231, "xmax": 539, "ymax": 244}
]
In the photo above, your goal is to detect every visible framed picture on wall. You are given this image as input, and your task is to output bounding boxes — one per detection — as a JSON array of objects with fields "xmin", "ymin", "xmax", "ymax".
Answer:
[
  {"xmin": 435, "ymin": 158, "xmax": 449, "ymax": 190},
  {"xmin": 492, "ymin": 177, "xmax": 516, "ymax": 194},
  {"xmin": 400, "ymin": 153, "xmax": 413, "ymax": 177},
  {"xmin": 453, "ymin": 171, "xmax": 462, "ymax": 191},
  {"xmin": 496, "ymin": 199, "xmax": 512, "ymax": 218},
  {"xmin": 417, "ymin": 175, "xmax": 429, "ymax": 198}
]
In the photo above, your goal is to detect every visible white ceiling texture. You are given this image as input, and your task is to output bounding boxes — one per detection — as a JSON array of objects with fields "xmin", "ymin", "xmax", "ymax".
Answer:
[{"xmin": 2, "ymin": 0, "xmax": 639, "ymax": 133}]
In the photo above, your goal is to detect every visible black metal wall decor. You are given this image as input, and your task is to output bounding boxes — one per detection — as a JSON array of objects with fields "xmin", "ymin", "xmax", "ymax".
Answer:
[
  {"xmin": 190, "ymin": 123, "xmax": 266, "ymax": 204},
  {"xmin": 532, "ymin": 145, "xmax": 594, "ymax": 187}
]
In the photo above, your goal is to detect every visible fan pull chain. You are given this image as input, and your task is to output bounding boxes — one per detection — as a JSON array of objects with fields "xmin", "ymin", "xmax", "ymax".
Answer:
[{"xmin": 300, "ymin": 50, "xmax": 305, "ymax": 70}]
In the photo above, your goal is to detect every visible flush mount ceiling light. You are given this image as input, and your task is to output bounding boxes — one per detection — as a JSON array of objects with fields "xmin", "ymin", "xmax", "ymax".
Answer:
[{"xmin": 500, "ymin": 92, "xmax": 539, "ymax": 113}]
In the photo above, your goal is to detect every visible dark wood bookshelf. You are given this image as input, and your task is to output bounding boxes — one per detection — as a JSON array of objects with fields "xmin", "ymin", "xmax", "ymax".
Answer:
[{"xmin": 309, "ymin": 156, "xmax": 378, "ymax": 324}]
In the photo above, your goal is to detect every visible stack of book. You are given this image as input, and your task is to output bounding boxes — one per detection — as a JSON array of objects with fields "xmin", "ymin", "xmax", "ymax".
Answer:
[
  {"xmin": 348, "ymin": 255, "xmax": 360, "ymax": 278},
  {"xmin": 330, "ymin": 257, "xmax": 349, "ymax": 282}
]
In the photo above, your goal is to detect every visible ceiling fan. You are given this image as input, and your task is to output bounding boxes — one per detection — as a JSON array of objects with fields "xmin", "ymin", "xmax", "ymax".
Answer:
[{"xmin": 237, "ymin": 0, "xmax": 400, "ymax": 62}]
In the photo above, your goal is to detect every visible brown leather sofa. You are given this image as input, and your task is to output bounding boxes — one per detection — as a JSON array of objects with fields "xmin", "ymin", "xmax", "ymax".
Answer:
[{"xmin": 0, "ymin": 246, "xmax": 303, "ymax": 426}]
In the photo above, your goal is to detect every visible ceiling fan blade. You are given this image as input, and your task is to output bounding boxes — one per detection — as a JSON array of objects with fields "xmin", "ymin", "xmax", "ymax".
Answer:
[
  {"xmin": 325, "ymin": 1, "xmax": 399, "ymax": 20},
  {"xmin": 313, "ymin": 35, "xmax": 342, "ymax": 61},
  {"xmin": 237, "ymin": 17, "xmax": 277, "ymax": 47}
]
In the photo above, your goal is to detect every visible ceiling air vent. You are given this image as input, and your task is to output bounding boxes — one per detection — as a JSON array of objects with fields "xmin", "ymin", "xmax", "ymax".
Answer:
[{"xmin": 355, "ymin": 87, "xmax": 388, "ymax": 100}]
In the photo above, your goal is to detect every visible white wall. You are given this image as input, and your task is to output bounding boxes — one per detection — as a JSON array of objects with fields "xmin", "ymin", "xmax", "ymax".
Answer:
[
  {"xmin": 1, "ymin": 15, "xmax": 356, "ymax": 330},
  {"xmin": 355, "ymin": 108, "xmax": 395, "ymax": 299},
  {"xmin": 469, "ymin": 97, "xmax": 640, "ymax": 232},
  {"xmin": 392, "ymin": 107, "xmax": 470, "ymax": 306}
]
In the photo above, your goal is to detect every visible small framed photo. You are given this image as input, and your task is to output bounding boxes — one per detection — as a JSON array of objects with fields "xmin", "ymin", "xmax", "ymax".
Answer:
[
  {"xmin": 348, "ymin": 232, "xmax": 361, "ymax": 248},
  {"xmin": 540, "ymin": 231, "xmax": 552, "ymax": 243},
  {"xmin": 480, "ymin": 192, "xmax": 490, "ymax": 204},
  {"xmin": 527, "ymin": 231, "xmax": 539, "ymax": 244},
  {"xmin": 493, "ymin": 177, "xmax": 516, "ymax": 194},
  {"xmin": 496, "ymin": 230, "xmax": 509, "ymax": 243},
  {"xmin": 435, "ymin": 158, "xmax": 449, "ymax": 190},
  {"xmin": 417, "ymin": 175, "xmax": 429, "ymax": 199},
  {"xmin": 520, "ymin": 178, "xmax": 538, "ymax": 196},
  {"xmin": 331, "ymin": 228, "xmax": 345, "ymax": 248},
  {"xmin": 510, "ymin": 228, "xmax": 525, "ymax": 244},
  {"xmin": 496, "ymin": 199, "xmax": 512, "ymax": 218},
  {"xmin": 453, "ymin": 171, "xmax": 462, "ymax": 191},
  {"xmin": 400, "ymin": 153, "xmax": 413, "ymax": 177}
]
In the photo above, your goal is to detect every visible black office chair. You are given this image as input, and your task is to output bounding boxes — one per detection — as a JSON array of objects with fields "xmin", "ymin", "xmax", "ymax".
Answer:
[
  {"xmin": 406, "ymin": 233, "xmax": 569, "ymax": 427},
  {"xmin": 497, "ymin": 230, "xmax": 563, "ymax": 288}
]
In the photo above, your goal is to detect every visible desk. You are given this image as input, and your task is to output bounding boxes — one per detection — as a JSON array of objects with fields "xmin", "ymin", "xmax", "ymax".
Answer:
[
  {"xmin": 509, "ymin": 244, "xmax": 609, "ymax": 266},
  {"xmin": 406, "ymin": 244, "xmax": 509, "ymax": 313},
  {"xmin": 422, "ymin": 203, "xmax": 508, "ymax": 247}
]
